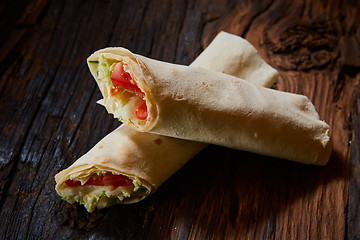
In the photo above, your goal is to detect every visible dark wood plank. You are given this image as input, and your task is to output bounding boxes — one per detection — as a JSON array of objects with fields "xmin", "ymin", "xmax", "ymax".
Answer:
[
  {"xmin": 349, "ymin": 84, "xmax": 360, "ymax": 239},
  {"xmin": 242, "ymin": 1, "xmax": 359, "ymax": 238},
  {"xmin": 0, "ymin": 0, "xmax": 359, "ymax": 239}
]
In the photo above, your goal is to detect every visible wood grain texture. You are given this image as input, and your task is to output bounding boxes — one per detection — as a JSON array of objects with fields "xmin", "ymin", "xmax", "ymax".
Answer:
[{"xmin": 0, "ymin": 0, "xmax": 359, "ymax": 239}]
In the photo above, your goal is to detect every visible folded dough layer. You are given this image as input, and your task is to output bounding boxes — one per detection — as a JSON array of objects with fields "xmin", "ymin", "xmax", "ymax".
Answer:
[
  {"xmin": 87, "ymin": 41, "xmax": 331, "ymax": 165},
  {"xmin": 55, "ymin": 32, "xmax": 283, "ymax": 212},
  {"xmin": 56, "ymin": 32, "xmax": 331, "ymax": 212}
]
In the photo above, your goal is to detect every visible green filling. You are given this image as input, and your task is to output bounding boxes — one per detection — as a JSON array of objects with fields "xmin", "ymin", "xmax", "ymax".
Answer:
[
  {"xmin": 131, "ymin": 186, "xmax": 150, "ymax": 198},
  {"xmin": 98, "ymin": 61, "xmax": 111, "ymax": 81},
  {"xmin": 61, "ymin": 178, "xmax": 151, "ymax": 213},
  {"xmin": 88, "ymin": 60, "xmax": 99, "ymax": 69}
]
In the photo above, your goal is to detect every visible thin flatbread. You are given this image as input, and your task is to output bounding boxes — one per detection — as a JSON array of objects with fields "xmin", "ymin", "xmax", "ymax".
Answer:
[
  {"xmin": 87, "ymin": 38, "xmax": 331, "ymax": 165},
  {"xmin": 55, "ymin": 32, "xmax": 282, "ymax": 212}
]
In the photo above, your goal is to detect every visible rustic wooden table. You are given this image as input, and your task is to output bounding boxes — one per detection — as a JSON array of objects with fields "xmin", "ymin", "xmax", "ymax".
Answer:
[{"xmin": 1, "ymin": 0, "xmax": 359, "ymax": 239}]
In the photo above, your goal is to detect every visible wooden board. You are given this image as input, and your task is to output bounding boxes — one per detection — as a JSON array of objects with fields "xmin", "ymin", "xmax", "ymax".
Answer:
[{"xmin": 0, "ymin": 0, "xmax": 359, "ymax": 239}]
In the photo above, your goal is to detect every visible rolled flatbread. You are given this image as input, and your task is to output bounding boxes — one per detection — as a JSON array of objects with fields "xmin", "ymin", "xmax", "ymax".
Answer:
[
  {"xmin": 55, "ymin": 125, "xmax": 208, "ymax": 211},
  {"xmin": 86, "ymin": 40, "xmax": 331, "ymax": 165},
  {"xmin": 191, "ymin": 31, "xmax": 278, "ymax": 88},
  {"xmin": 55, "ymin": 32, "xmax": 280, "ymax": 212}
]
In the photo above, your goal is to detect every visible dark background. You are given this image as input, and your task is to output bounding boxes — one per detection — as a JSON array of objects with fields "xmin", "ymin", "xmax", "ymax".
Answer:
[{"xmin": 1, "ymin": 0, "xmax": 359, "ymax": 239}]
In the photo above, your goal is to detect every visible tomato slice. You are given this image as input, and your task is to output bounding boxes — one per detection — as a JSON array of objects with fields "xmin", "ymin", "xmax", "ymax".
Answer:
[
  {"xmin": 65, "ymin": 173, "xmax": 133, "ymax": 187},
  {"xmin": 86, "ymin": 176, "xmax": 105, "ymax": 186},
  {"xmin": 110, "ymin": 62, "xmax": 148, "ymax": 120},
  {"xmin": 65, "ymin": 179, "xmax": 81, "ymax": 187},
  {"xmin": 103, "ymin": 173, "xmax": 134, "ymax": 187},
  {"xmin": 134, "ymin": 99, "xmax": 148, "ymax": 120},
  {"xmin": 111, "ymin": 62, "xmax": 145, "ymax": 98}
]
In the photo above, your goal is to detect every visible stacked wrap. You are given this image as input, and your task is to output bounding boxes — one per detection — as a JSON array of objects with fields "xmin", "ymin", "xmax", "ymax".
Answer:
[
  {"xmin": 87, "ymin": 41, "xmax": 331, "ymax": 165},
  {"xmin": 55, "ymin": 32, "xmax": 331, "ymax": 212}
]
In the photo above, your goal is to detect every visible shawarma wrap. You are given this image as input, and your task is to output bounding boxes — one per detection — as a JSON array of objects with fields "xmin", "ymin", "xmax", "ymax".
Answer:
[
  {"xmin": 86, "ymin": 38, "xmax": 331, "ymax": 165},
  {"xmin": 55, "ymin": 125, "xmax": 207, "ymax": 211},
  {"xmin": 55, "ymin": 32, "xmax": 281, "ymax": 212}
]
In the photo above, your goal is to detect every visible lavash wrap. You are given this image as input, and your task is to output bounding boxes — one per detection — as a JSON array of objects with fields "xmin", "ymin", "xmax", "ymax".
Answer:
[
  {"xmin": 191, "ymin": 31, "xmax": 278, "ymax": 88},
  {"xmin": 55, "ymin": 125, "xmax": 206, "ymax": 202},
  {"xmin": 56, "ymin": 32, "xmax": 280, "ymax": 210},
  {"xmin": 87, "ymin": 45, "xmax": 331, "ymax": 165}
]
